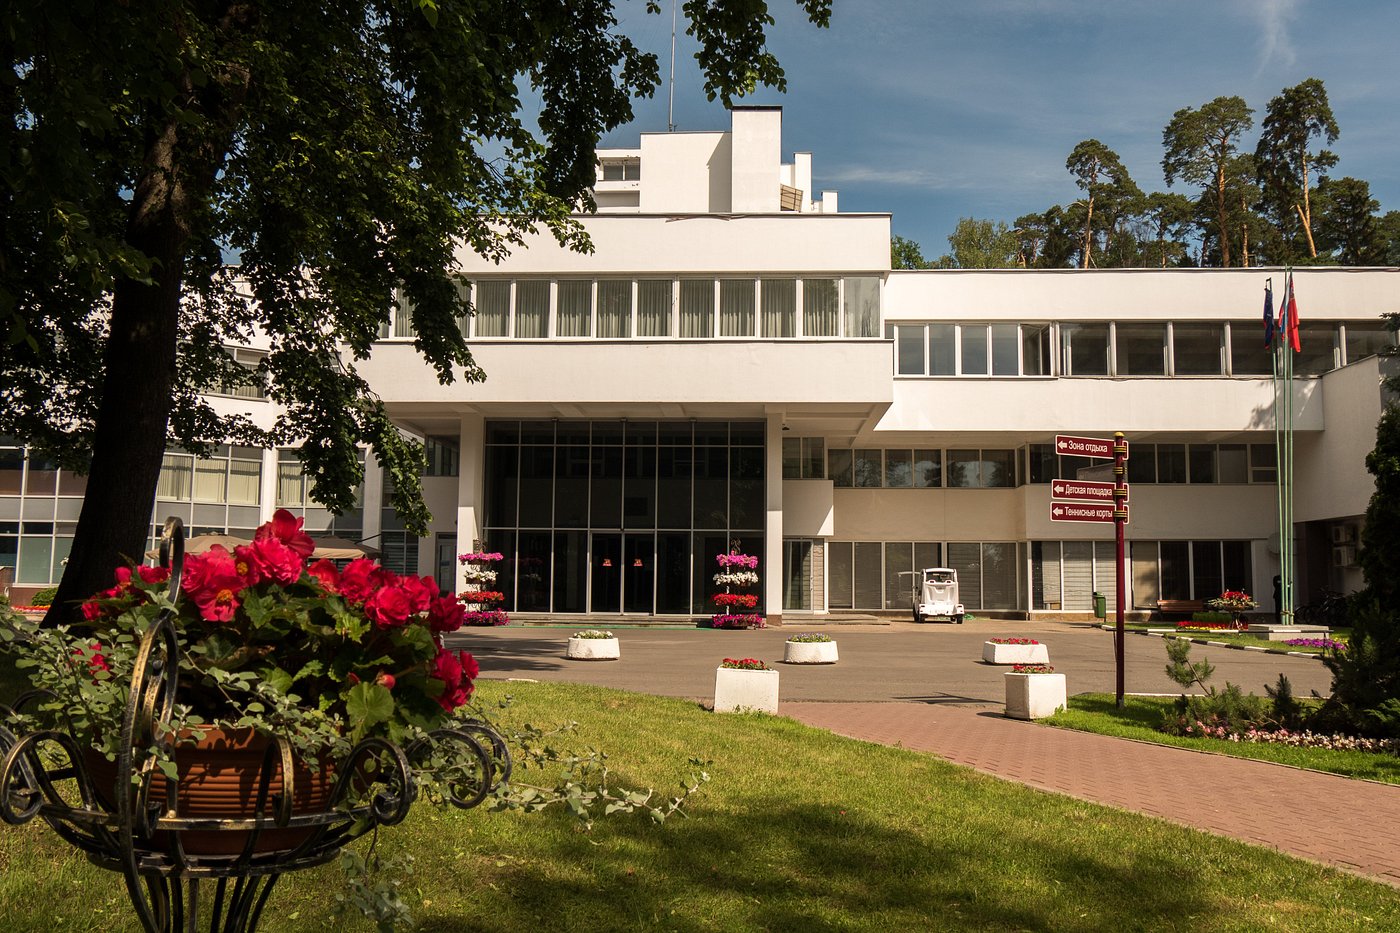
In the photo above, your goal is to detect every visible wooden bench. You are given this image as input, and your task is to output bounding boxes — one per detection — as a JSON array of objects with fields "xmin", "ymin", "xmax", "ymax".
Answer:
[{"xmin": 1155, "ymin": 599, "xmax": 1205, "ymax": 618}]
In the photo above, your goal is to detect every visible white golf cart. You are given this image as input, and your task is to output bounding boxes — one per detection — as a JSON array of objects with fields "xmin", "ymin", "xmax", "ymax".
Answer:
[{"xmin": 909, "ymin": 567, "xmax": 964, "ymax": 624}]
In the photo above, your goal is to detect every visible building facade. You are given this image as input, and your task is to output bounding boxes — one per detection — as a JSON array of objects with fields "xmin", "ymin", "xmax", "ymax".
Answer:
[{"xmin": 4, "ymin": 107, "xmax": 1396, "ymax": 620}]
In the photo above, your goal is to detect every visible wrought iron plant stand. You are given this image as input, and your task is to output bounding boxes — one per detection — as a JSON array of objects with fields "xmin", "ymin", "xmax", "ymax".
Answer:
[{"xmin": 0, "ymin": 519, "xmax": 510, "ymax": 932}]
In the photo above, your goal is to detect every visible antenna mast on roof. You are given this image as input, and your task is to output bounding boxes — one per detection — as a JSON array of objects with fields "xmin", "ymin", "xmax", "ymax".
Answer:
[{"xmin": 667, "ymin": 0, "xmax": 678, "ymax": 132}]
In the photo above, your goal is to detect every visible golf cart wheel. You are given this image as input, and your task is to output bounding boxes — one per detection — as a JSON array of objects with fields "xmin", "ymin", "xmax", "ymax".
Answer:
[
  {"xmin": 913, "ymin": 608, "xmax": 923, "ymax": 624},
  {"xmin": 954, "ymin": 614, "xmax": 964, "ymax": 624}
]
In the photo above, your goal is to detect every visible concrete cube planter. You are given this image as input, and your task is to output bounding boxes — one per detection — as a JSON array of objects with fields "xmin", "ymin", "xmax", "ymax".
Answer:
[
  {"xmin": 565, "ymin": 636, "xmax": 620, "ymax": 661},
  {"xmin": 982, "ymin": 641, "xmax": 1049, "ymax": 665},
  {"xmin": 713, "ymin": 667, "xmax": 779, "ymax": 713},
  {"xmin": 1004, "ymin": 672, "xmax": 1067, "ymax": 720},
  {"xmin": 783, "ymin": 640, "xmax": 838, "ymax": 664}
]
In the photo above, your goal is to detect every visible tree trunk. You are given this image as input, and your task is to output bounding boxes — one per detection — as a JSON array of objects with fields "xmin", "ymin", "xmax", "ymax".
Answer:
[
  {"xmin": 1240, "ymin": 194, "xmax": 1251, "ymax": 268},
  {"xmin": 1215, "ymin": 164, "xmax": 1232, "ymax": 268},
  {"xmin": 1299, "ymin": 152, "xmax": 1318, "ymax": 258},
  {"xmin": 1081, "ymin": 195, "xmax": 1094, "ymax": 269},
  {"xmin": 45, "ymin": 130, "xmax": 189, "ymax": 625}
]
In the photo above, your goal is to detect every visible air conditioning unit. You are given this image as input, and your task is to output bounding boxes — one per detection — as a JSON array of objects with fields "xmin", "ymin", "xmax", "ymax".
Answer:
[
  {"xmin": 1332, "ymin": 545, "xmax": 1358, "ymax": 568},
  {"xmin": 1330, "ymin": 525, "xmax": 1357, "ymax": 544}
]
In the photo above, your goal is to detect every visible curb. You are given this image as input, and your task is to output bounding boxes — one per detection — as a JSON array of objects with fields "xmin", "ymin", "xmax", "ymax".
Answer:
[{"xmin": 1107, "ymin": 625, "xmax": 1326, "ymax": 660}]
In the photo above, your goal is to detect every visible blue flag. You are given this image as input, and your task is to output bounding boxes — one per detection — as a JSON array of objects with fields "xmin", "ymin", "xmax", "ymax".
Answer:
[{"xmin": 1262, "ymin": 281, "xmax": 1275, "ymax": 347}]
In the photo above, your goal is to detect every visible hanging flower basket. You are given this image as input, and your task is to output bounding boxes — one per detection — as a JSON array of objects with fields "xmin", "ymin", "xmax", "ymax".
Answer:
[{"xmin": 709, "ymin": 549, "xmax": 763, "ymax": 629}]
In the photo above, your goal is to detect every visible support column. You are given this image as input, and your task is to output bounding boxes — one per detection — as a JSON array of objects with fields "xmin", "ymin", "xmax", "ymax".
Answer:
[
  {"xmin": 455, "ymin": 414, "xmax": 486, "ymax": 596},
  {"xmin": 258, "ymin": 449, "xmax": 279, "ymax": 523},
  {"xmin": 360, "ymin": 452, "xmax": 384, "ymax": 547},
  {"xmin": 764, "ymin": 415, "xmax": 784, "ymax": 626}
]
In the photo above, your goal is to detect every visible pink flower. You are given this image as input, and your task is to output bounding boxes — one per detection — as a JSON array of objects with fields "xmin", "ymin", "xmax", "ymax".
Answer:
[
  {"xmin": 427, "ymin": 595, "xmax": 466, "ymax": 634},
  {"xmin": 255, "ymin": 508, "xmax": 316, "ymax": 559},
  {"xmin": 307, "ymin": 559, "xmax": 340, "ymax": 592},
  {"xmin": 181, "ymin": 547, "xmax": 245, "ymax": 622},
  {"xmin": 364, "ymin": 585, "xmax": 413, "ymax": 628},
  {"xmin": 338, "ymin": 558, "xmax": 390, "ymax": 605},
  {"xmin": 242, "ymin": 536, "xmax": 304, "ymax": 587},
  {"xmin": 400, "ymin": 574, "xmax": 437, "ymax": 614}
]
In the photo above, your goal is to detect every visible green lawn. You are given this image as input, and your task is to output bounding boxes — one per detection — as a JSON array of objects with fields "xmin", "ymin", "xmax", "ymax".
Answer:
[
  {"xmin": 1047, "ymin": 693, "xmax": 1400, "ymax": 785},
  {"xmin": 2, "ymin": 674, "xmax": 1398, "ymax": 931},
  {"xmin": 1118, "ymin": 626, "xmax": 1349, "ymax": 653}
]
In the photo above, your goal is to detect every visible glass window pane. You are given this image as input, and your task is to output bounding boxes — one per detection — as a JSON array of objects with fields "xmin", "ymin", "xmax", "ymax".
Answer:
[
  {"xmin": 1295, "ymin": 323, "xmax": 1339, "ymax": 374},
  {"xmin": 1027, "ymin": 444, "xmax": 1055, "ymax": 484},
  {"xmin": 827, "ymin": 541, "xmax": 853, "ymax": 609},
  {"xmin": 1021, "ymin": 324, "xmax": 1051, "ymax": 376},
  {"xmin": 1192, "ymin": 540, "xmax": 1222, "ymax": 600},
  {"xmin": 554, "ymin": 444, "xmax": 589, "ymax": 528},
  {"xmin": 914, "ymin": 449, "xmax": 941, "ymax": 488},
  {"xmin": 948, "ymin": 542, "xmax": 981, "ymax": 610},
  {"xmin": 731, "ymin": 446, "xmax": 764, "ymax": 530},
  {"xmin": 638, "ymin": 280, "xmax": 672, "ymax": 337},
  {"xmin": 991, "ymin": 324, "xmax": 1019, "ymax": 375},
  {"xmin": 1218, "ymin": 444, "xmax": 1247, "ymax": 483},
  {"xmin": 854, "ymin": 450, "xmax": 882, "ymax": 488},
  {"xmin": 393, "ymin": 290, "xmax": 415, "ymax": 338},
  {"xmin": 984, "ymin": 449, "xmax": 1016, "ymax": 487},
  {"xmin": 597, "ymin": 280, "xmax": 632, "ymax": 338},
  {"xmin": 1345, "ymin": 322, "xmax": 1396, "ymax": 364},
  {"xmin": 853, "ymin": 541, "xmax": 882, "ymax": 608},
  {"xmin": 1115, "ymin": 323, "xmax": 1167, "ymax": 375},
  {"xmin": 802, "ymin": 279, "xmax": 838, "ymax": 336},
  {"xmin": 897, "ymin": 325, "xmax": 925, "ymax": 375},
  {"xmin": 1173, "ymin": 323, "xmax": 1224, "ymax": 375},
  {"xmin": 679, "ymin": 279, "xmax": 714, "ymax": 338},
  {"xmin": 1157, "ymin": 444, "xmax": 1186, "ymax": 483},
  {"xmin": 557, "ymin": 280, "xmax": 592, "ymax": 337},
  {"xmin": 961, "ymin": 325, "xmax": 988, "ymax": 375},
  {"xmin": 1160, "ymin": 541, "xmax": 1190, "ymax": 600},
  {"xmin": 1061, "ymin": 323, "xmax": 1110, "ymax": 376},
  {"xmin": 228, "ymin": 460, "xmax": 261, "ymax": 505},
  {"xmin": 1127, "ymin": 444, "xmax": 1156, "ymax": 483},
  {"xmin": 1229, "ymin": 321, "xmax": 1273, "ymax": 375},
  {"xmin": 829, "ymin": 449, "xmax": 853, "ymax": 487},
  {"xmin": 1131, "ymin": 541, "xmax": 1160, "ymax": 609},
  {"xmin": 928, "ymin": 324, "xmax": 956, "ymax": 375},
  {"xmin": 782, "ymin": 437, "xmax": 801, "ymax": 479},
  {"xmin": 1223, "ymin": 540, "xmax": 1252, "ymax": 592},
  {"xmin": 719, "ymin": 280, "xmax": 755, "ymax": 337},
  {"xmin": 885, "ymin": 449, "xmax": 913, "ymax": 487},
  {"xmin": 473, "ymin": 281, "xmax": 510, "ymax": 337},
  {"xmin": 801, "ymin": 438, "xmax": 825, "ymax": 479},
  {"xmin": 884, "ymin": 542, "xmax": 912, "ymax": 609},
  {"xmin": 760, "ymin": 279, "xmax": 796, "ymax": 338},
  {"xmin": 1188, "ymin": 444, "xmax": 1216, "ymax": 484},
  {"xmin": 158, "ymin": 455, "xmax": 194, "ymax": 501},
  {"xmin": 514, "ymin": 280, "xmax": 549, "ymax": 338},
  {"xmin": 843, "ymin": 276, "xmax": 881, "ymax": 338},
  {"xmin": 947, "ymin": 450, "xmax": 979, "ymax": 488},
  {"xmin": 1251, "ymin": 444, "xmax": 1277, "ymax": 482},
  {"xmin": 982, "ymin": 542, "xmax": 1017, "ymax": 609}
]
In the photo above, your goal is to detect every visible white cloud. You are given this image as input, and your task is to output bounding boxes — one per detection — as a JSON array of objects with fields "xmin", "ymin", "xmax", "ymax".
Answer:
[{"xmin": 1246, "ymin": 0, "xmax": 1301, "ymax": 72}]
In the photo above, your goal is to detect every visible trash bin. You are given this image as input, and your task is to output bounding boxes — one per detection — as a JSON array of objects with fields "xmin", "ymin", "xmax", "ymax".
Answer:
[{"xmin": 1093, "ymin": 591, "xmax": 1106, "ymax": 619}]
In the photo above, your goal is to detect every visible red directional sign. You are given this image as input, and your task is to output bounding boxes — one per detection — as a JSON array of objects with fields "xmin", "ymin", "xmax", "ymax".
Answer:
[
  {"xmin": 1049, "ymin": 502, "xmax": 1128, "ymax": 524},
  {"xmin": 1054, "ymin": 434, "xmax": 1126, "ymax": 460},
  {"xmin": 1050, "ymin": 478, "xmax": 1125, "ymax": 504}
]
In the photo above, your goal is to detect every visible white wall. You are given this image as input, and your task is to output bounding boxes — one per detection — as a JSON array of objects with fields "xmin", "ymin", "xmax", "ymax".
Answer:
[
  {"xmin": 782, "ymin": 479, "xmax": 835, "ymax": 536},
  {"xmin": 635, "ymin": 131, "xmax": 730, "ymax": 213},
  {"xmin": 729, "ymin": 108, "xmax": 782, "ymax": 212},
  {"xmin": 1296, "ymin": 355, "xmax": 1384, "ymax": 522}
]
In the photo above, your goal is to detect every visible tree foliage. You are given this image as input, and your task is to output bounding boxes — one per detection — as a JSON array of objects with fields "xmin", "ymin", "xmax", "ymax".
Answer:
[
  {"xmin": 890, "ymin": 235, "xmax": 931, "ymax": 270},
  {"xmin": 0, "ymin": 0, "xmax": 830, "ymax": 622},
  {"xmin": 1255, "ymin": 78, "xmax": 1339, "ymax": 261},
  {"xmin": 1065, "ymin": 140, "xmax": 1140, "ymax": 269},
  {"xmin": 936, "ymin": 218, "xmax": 1019, "ymax": 269},
  {"xmin": 1161, "ymin": 96, "xmax": 1254, "ymax": 267}
]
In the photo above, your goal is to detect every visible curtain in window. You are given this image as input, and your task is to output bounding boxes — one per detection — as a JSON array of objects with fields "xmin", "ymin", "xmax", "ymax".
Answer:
[
  {"xmin": 719, "ymin": 280, "xmax": 755, "ymax": 336},
  {"xmin": 194, "ymin": 460, "xmax": 227, "ymax": 503},
  {"xmin": 679, "ymin": 279, "xmax": 714, "ymax": 338},
  {"xmin": 392, "ymin": 290, "xmax": 415, "ymax": 338},
  {"xmin": 473, "ymin": 281, "xmax": 510, "ymax": 337},
  {"xmin": 843, "ymin": 276, "xmax": 880, "ymax": 337},
  {"xmin": 157, "ymin": 455, "xmax": 193, "ymax": 500},
  {"xmin": 557, "ymin": 280, "xmax": 591, "ymax": 336},
  {"xmin": 638, "ymin": 280, "xmax": 672, "ymax": 336},
  {"xmin": 514, "ymin": 280, "xmax": 549, "ymax": 338},
  {"xmin": 228, "ymin": 460, "xmax": 262, "ymax": 505},
  {"xmin": 276, "ymin": 461, "xmax": 304, "ymax": 507},
  {"xmin": 597, "ymin": 280, "xmax": 632, "ymax": 338},
  {"xmin": 760, "ymin": 279, "xmax": 796, "ymax": 337},
  {"xmin": 803, "ymin": 279, "xmax": 838, "ymax": 336}
]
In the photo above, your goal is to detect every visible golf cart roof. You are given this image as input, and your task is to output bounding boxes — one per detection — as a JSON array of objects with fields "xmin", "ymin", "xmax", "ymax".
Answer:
[{"xmin": 924, "ymin": 567, "xmax": 955, "ymax": 574}]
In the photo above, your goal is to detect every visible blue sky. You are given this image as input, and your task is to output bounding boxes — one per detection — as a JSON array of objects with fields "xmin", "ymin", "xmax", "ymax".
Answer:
[{"xmin": 602, "ymin": 0, "xmax": 1400, "ymax": 259}]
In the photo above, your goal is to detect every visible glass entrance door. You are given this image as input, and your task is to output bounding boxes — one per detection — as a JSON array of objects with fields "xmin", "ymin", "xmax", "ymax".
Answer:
[
  {"xmin": 590, "ymin": 533, "xmax": 622, "ymax": 613},
  {"xmin": 623, "ymin": 534, "xmax": 654, "ymax": 613}
]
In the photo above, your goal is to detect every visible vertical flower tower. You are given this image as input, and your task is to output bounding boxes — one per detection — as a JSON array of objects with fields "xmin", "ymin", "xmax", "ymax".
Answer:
[
  {"xmin": 458, "ymin": 550, "xmax": 510, "ymax": 626},
  {"xmin": 711, "ymin": 544, "xmax": 763, "ymax": 629}
]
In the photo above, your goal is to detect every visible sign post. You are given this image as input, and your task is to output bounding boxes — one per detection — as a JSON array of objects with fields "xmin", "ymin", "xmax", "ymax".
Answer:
[{"xmin": 1112, "ymin": 432, "xmax": 1128, "ymax": 709}]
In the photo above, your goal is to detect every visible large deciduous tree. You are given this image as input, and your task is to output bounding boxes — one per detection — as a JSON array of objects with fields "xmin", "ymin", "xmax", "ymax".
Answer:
[
  {"xmin": 1255, "ymin": 78, "xmax": 1339, "ymax": 261},
  {"xmin": 1065, "ymin": 139, "xmax": 1138, "ymax": 269},
  {"xmin": 936, "ymin": 217, "xmax": 1019, "ymax": 269},
  {"xmin": 0, "ymin": 0, "xmax": 831, "ymax": 623},
  {"xmin": 890, "ymin": 235, "xmax": 931, "ymax": 270},
  {"xmin": 1161, "ymin": 95, "xmax": 1254, "ymax": 268}
]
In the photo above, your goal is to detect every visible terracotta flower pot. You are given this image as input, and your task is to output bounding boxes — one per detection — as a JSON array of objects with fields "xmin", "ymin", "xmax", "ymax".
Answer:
[{"xmin": 85, "ymin": 727, "xmax": 340, "ymax": 856}]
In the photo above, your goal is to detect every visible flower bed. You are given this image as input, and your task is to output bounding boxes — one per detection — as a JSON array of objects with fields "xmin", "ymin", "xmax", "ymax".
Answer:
[
  {"xmin": 1284, "ymin": 638, "xmax": 1346, "ymax": 651},
  {"xmin": 783, "ymin": 634, "xmax": 837, "ymax": 665},
  {"xmin": 1180, "ymin": 722, "xmax": 1400, "ymax": 753},
  {"xmin": 1176, "ymin": 620, "xmax": 1237, "ymax": 632},
  {"xmin": 982, "ymin": 640, "xmax": 1049, "ymax": 665},
  {"xmin": 988, "ymin": 637, "xmax": 1039, "ymax": 645},
  {"xmin": 786, "ymin": 633, "xmax": 832, "ymax": 643},
  {"xmin": 458, "ymin": 551, "xmax": 510, "ymax": 626},
  {"xmin": 1205, "ymin": 590, "xmax": 1258, "ymax": 614},
  {"xmin": 720, "ymin": 657, "xmax": 769, "ymax": 670},
  {"xmin": 1012, "ymin": 663, "xmax": 1054, "ymax": 674},
  {"xmin": 565, "ymin": 630, "xmax": 620, "ymax": 661}
]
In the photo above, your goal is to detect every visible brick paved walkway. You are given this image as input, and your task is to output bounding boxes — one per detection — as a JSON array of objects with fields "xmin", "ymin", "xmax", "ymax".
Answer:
[{"xmin": 783, "ymin": 701, "xmax": 1400, "ymax": 888}]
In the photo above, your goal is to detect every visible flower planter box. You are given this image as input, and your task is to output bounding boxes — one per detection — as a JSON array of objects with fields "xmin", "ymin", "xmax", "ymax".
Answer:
[
  {"xmin": 982, "ymin": 641, "xmax": 1049, "ymax": 665},
  {"xmin": 713, "ymin": 667, "xmax": 779, "ymax": 713},
  {"xmin": 783, "ymin": 640, "xmax": 838, "ymax": 664},
  {"xmin": 1004, "ymin": 672, "xmax": 1067, "ymax": 720},
  {"xmin": 565, "ymin": 636, "xmax": 620, "ymax": 661}
]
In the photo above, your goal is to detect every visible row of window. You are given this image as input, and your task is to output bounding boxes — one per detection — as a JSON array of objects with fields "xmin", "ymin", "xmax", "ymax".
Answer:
[
  {"xmin": 891, "ymin": 320, "xmax": 1393, "ymax": 378},
  {"xmin": 783, "ymin": 440, "xmax": 1278, "ymax": 488},
  {"xmin": 384, "ymin": 276, "xmax": 883, "ymax": 341}
]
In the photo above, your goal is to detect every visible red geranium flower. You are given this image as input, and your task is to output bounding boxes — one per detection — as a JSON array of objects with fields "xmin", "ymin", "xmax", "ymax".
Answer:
[
  {"xmin": 307, "ymin": 558, "xmax": 340, "ymax": 592},
  {"xmin": 427, "ymin": 595, "xmax": 466, "ymax": 634},
  {"xmin": 182, "ymin": 546, "xmax": 246, "ymax": 623},
  {"xmin": 255, "ymin": 508, "xmax": 316, "ymax": 559}
]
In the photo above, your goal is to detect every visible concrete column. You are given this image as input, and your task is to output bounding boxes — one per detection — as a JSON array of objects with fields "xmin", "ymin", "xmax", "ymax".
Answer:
[
  {"xmin": 764, "ymin": 415, "xmax": 784, "ymax": 625},
  {"xmin": 455, "ymin": 414, "xmax": 486, "ymax": 595},
  {"xmin": 361, "ymin": 452, "xmax": 384, "ymax": 546},
  {"xmin": 258, "ymin": 448, "xmax": 279, "ymax": 523}
]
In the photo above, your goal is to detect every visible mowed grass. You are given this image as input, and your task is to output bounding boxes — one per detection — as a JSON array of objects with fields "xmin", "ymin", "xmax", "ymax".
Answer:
[
  {"xmin": 1047, "ymin": 693, "xmax": 1400, "ymax": 786},
  {"xmin": 0, "ymin": 667, "xmax": 1398, "ymax": 930}
]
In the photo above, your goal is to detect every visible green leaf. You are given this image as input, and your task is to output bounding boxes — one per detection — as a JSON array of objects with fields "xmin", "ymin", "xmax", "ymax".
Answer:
[{"xmin": 345, "ymin": 682, "xmax": 395, "ymax": 737}]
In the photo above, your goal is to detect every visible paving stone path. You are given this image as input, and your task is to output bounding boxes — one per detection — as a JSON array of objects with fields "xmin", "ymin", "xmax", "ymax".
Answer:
[{"xmin": 783, "ymin": 700, "xmax": 1400, "ymax": 888}]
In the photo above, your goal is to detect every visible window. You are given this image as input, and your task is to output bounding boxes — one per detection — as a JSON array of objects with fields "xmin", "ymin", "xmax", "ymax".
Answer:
[
  {"xmin": 679, "ymin": 279, "xmax": 714, "ymax": 338},
  {"xmin": 802, "ymin": 278, "xmax": 839, "ymax": 336},
  {"xmin": 1228, "ymin": 321, "xmax": 1272, "ymax": 375},
  {"xmin": 991, "ymin": 324, "xmax": 1020, "ymax": 375},
  {"xmin": 1217, "ymin": 444, "xmax": 1248, "ymax": 483},
  {"xmin": 960, "ymin": 325, "xmax": 988, "ymax": 375},
  {"xmin": 853, "ymin": 450, "xmax": 882, "ymax": 488},
  {"xmin": 894, "ymin": 323, "xmax": 1046, "ymax": 376},
  {"xmin": 557, "ymin": 280, "xmax": 592, "ymax": 337},
  {"xmin": 1344, "ymin": 321, "xmax": 1396, "ymax": 363},
  {"xmin": 1060, "ymin": 323, "xmax": 1110, "ymax": 376},
  {"xmin": 515, "ymin": 280, "xmax": 549, "ymax": 338},
  {"xmin": 1172, "ymin": 324, "xmax": 1224, "ymax": 375},
  {"xmin": 473, "ymin": 281, "xmax": 510, "ymax": 337},
  {"xmin": 1156, "ymin": 444, "xmax": 1186, "ymax": 483},
  {"xmin": 885, "ymin": 449, "xmax": 912, "ymax": 487},
  {"xmin": 638, "ymin": 280, "xmax": 672, "ymax": 337},
  {"xmin": 914, "ymin": 449, "xmax": 941, "ymax": 487},
  {"xmin": 600, "ymin": 160, "xmax": 640, "ymax": 181},
  {"xmin": 928, "ymin": 324, "xmax": 956, "ymax": 374},
  {"xmin": 828, "ymin": 449, "xmax": 853, "ymax": 487},
  {"xmin": 1294, "ymin": 323, "xmax": 1339, "ymax": 374},
  {"xmin": 843, "ymin": 276, "xmax": 881, "ymax": 337},
  {"xmin": 896, "ymin": 325, "xmax": 925, "ymax": 375},
  {"xmin": 1188, "ymin": 444, "xmax": 1216, "ymax": 483},
  {"xmin": 719, "ymin": 280, "xmax": 755, "ymax": 337},
  {"xmin": 209, "ymin": 347, "xmax": 266, "ymax": 399},
  {"xmin": 1115, "ymin": 323, "xmax": 1167, "ymax": 376},
  {"xmin": 782, "ymin": 437, "xmax": 825, "ymax": 480},
  {"xmin": 946, "ymin": 449, "xmax": 1015, "ymax": 488},
  {"xmin": 393, "ymin": 290, "xmax": 415, "ymax": 338},
  {"xmin": 597, "ymin": 280, "xmax": 632, "ymax": 338},
  {"xmin": 1250, "ymin": 444, "xmax": 1277, "ymax": 482},
  {"xmin": 760, "ymin": 279, "xmax": 796, "ymax": 338},
  {"xmin": 1021, "ymin": 325, "xmax": 1051, "ymax": 376},
  {"xmin": 424, "ymin": 435, "xmax": 460, "ymax": 477}
]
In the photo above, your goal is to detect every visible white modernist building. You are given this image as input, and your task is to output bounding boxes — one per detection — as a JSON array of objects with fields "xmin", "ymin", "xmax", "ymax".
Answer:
[{"xmin": 3, "ymin": 106, "xmax": 1396, "ymax": 621}]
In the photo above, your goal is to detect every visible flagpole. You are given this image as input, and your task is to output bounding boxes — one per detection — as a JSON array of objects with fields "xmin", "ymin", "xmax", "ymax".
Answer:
[
  {"xmin": 1282, "ymin": 267, "xmax": 1295, "ymax": 621},
  {"xmin": 1271, "ymin": 295, "xmax": 1285, "ymax": 621}
]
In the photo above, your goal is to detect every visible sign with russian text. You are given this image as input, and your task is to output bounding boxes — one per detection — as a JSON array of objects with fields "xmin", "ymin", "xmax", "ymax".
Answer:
[
  {"xmin": 1049, "ymin": 502, "xmax": 1127, "ymax": 524},
  {"xmin": 1050, "ymin": 478, "xmax": 1124, "ymax": 503},
  {"xmin": 1054, "ymin": 434, "xmax": 1124, "ymax": 459}
]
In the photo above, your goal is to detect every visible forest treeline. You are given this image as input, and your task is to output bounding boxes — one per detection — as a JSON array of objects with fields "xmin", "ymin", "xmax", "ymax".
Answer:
[{"xmin": 895, "ymin": 78, "xmax": 1400, "ymax": 270}]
